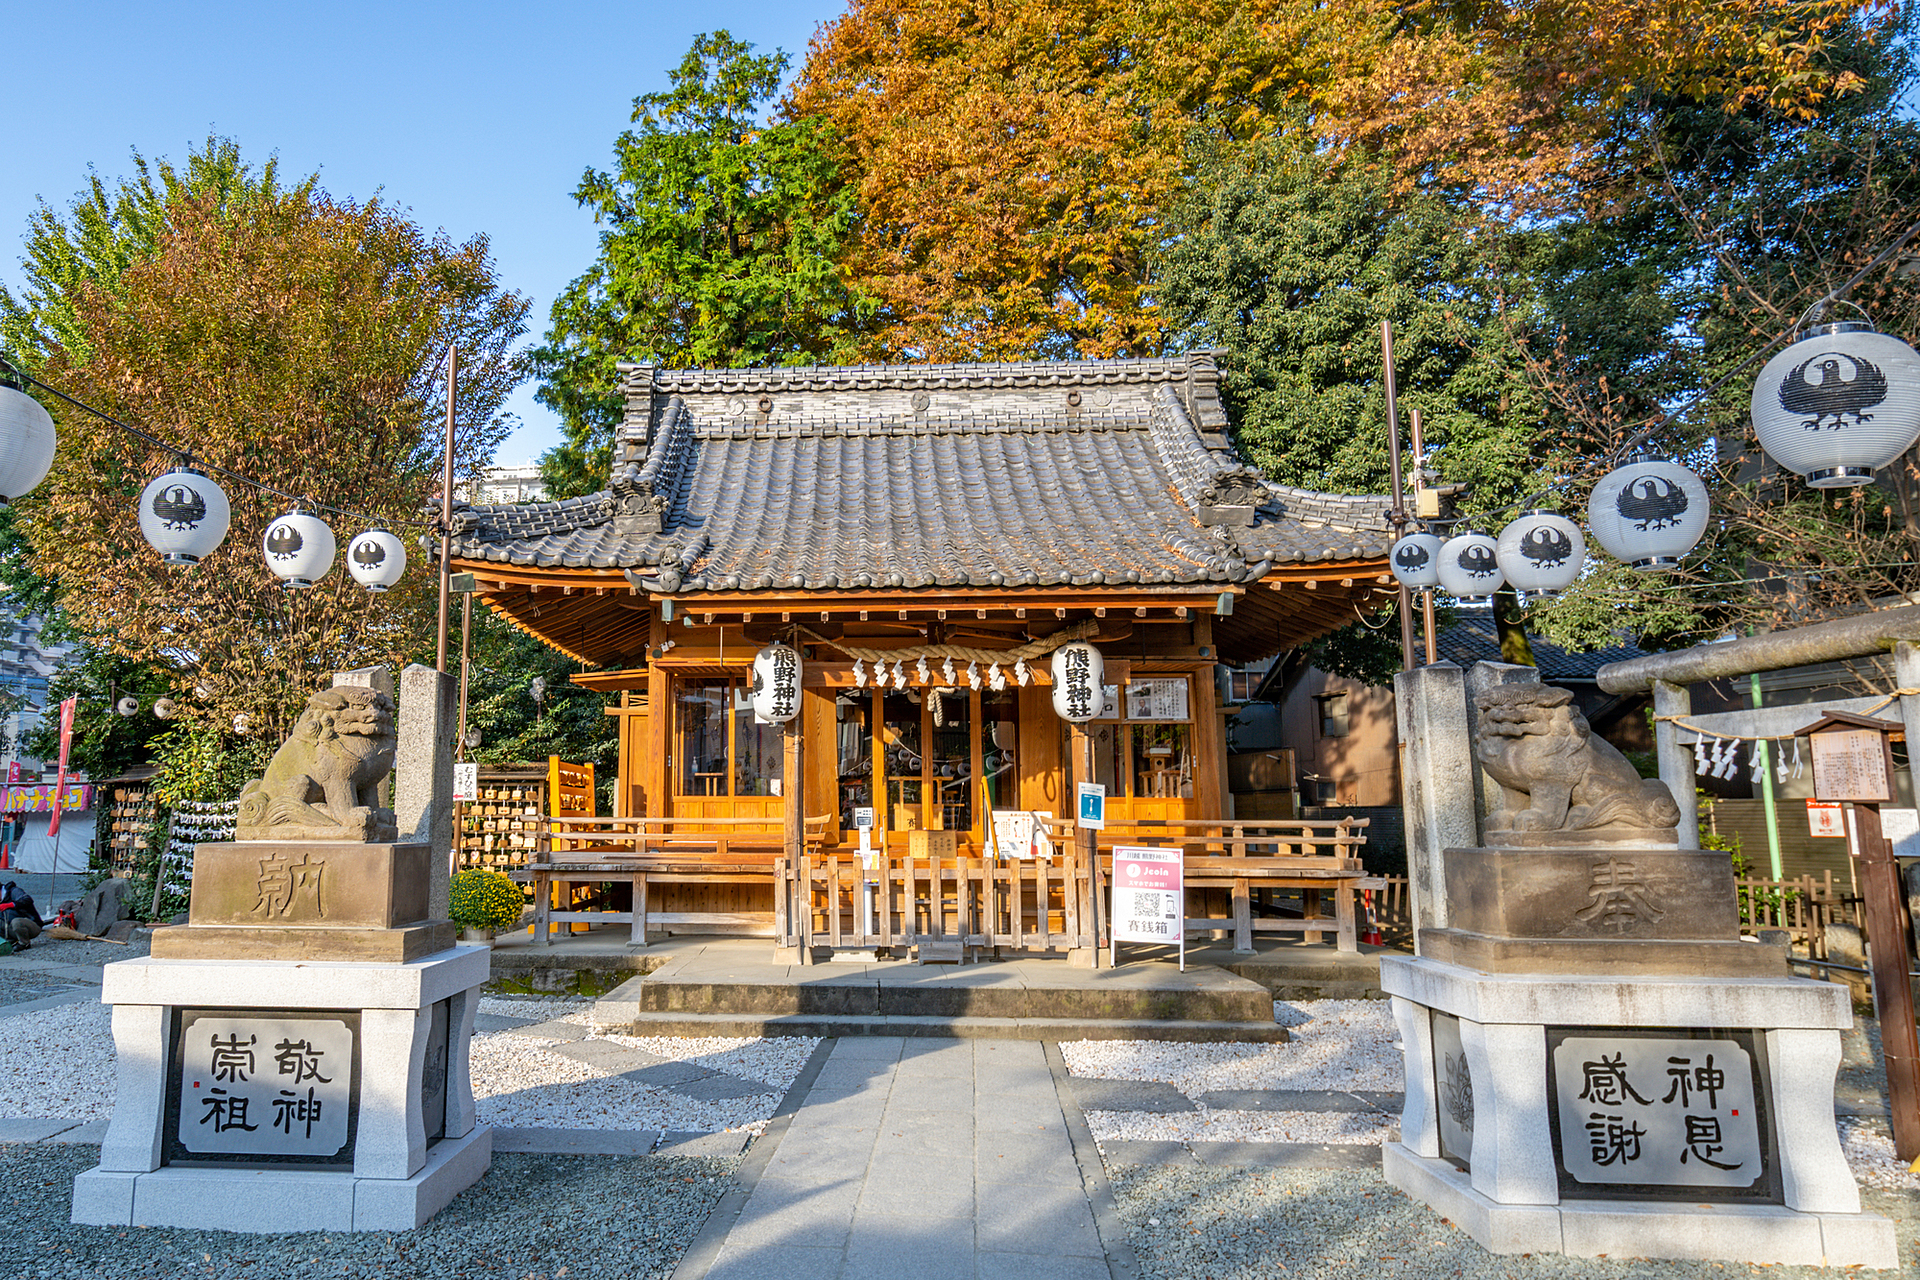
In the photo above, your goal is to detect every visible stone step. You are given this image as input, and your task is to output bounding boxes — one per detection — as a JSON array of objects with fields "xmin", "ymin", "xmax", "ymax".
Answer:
[
  {"xmin": 631, "ymin": 976, "xmax": 1275, "ymax": 1022},
  {"xmin": 598, "ymin": 1009, "xmax": 1290, "ymax": 1043}
]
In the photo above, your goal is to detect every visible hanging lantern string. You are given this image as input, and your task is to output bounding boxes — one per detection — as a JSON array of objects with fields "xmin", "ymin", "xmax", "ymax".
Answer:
[
  {"xmin": 1434, "ymin": 212, "xmax": 1920, "ymax": 533},
  {"xmin": 0, "ymin": 355, "xmax": 437, "ymax": 532}
]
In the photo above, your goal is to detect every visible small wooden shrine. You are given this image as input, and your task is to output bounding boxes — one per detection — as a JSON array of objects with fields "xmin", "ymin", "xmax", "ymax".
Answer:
[{"xmin": 449, "ymin": 353, "xmax": 1392, "ymax": 943}]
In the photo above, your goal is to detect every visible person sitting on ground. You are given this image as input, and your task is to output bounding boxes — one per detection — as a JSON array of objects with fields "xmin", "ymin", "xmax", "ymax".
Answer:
[{"xmin": 0, "ymin": 881, "xmax": 43, "ymax": 951}]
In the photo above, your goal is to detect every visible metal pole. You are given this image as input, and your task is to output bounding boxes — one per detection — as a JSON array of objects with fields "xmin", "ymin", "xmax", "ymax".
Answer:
[
  {"xmin": 455, "ymin": 592, "xmax": 473, "ymax": 761},
  {"xmin": 436, "ymin": 347, "xmax": 457, "ymax": 673},
  {"xmin": 1848, "ymin": 800, "xmax": 1920, "ymax": 1161},
  {"xmin": 1408, "ymin": 407, "xmax": 1438, "ymax": 664},
  {"xmin": 1381, "ymin": 321, "xmax": 1416, "ymax": 671}
]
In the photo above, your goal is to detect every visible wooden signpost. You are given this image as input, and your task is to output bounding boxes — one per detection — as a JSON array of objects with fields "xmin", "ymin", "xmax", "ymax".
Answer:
[{"xmin": 1799, "ymin": 710, "xmax": 1920, "ymax": 1162}]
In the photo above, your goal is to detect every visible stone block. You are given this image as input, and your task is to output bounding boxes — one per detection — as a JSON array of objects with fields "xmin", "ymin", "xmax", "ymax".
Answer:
[
  {"xmin": 1418, "ymin": 929, "xmax": 1788, "ymax": 978},
  {"xmin": 68, "ymin": 1168, "xmax": 138, "ymax": 1226},
  {"xmin": 1395, "ymin": 662, "xmax": 1477, "ymax": 938},
  {"xmin": 103, "ymin": 949, "xmax": 490, "ymax": 1012},
  {"xmin": 1815, "ymin": 1211, "xmax": 1902, "ymax": 1270},
  {"xmin": 150, "ymin": 921, "xmax": 456, "ymax": 963},
  {"xmin": 74, "ymin": 879, "xmax": 129, "ymax": 937},
  {"xmin": 351, "ymin": 1126, "xmax": 492, "ymax": 1232},
  {"xmin": 1557, "ymin": 1201, "xmax": 1826, "ymax": 1266},
  {"xmin": 395, "ymin": 664, "xmax": 456, "ymax": 923},
  {"xmin": 1442, "ymin": 846, "xmax": 1739, "ymax": 941},
  {"xmin": 184, "ymin": 841, "xmax": 431, "ymax": 930},
  {"xmin": 1766, "ymin": 1027, "xmax": 1859, "ymax": 1214},
  {"xmin": 98, "ymin": 1004, "xmax": 169, "ymax": 1173},
  {"xmin": 133, "ymin": 1167, "xmax": 359, "ymax": 1232},
  {"xmin": 104, "ymin": 920, "xmax": 138, "ymax": 943},
  {"xmin": 1382, "ymin": 1143, "xmax": 1564, "ymax": 1255}
]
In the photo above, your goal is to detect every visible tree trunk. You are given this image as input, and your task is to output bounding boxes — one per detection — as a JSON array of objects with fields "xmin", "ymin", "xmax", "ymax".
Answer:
[{"xmin": 1492, "ymin": 588, "xmax": 1536, "ymax": 666}]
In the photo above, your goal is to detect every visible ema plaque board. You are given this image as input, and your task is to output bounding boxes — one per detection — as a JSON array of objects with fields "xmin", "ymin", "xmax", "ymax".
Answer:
[
  {"xmin": 1546, "ymin": 1028, "xmax": 1778, "ymax": 1202},
  {"xmin": 166, "ymin": 1009, "xmax": 359, "ymax": 1167}
]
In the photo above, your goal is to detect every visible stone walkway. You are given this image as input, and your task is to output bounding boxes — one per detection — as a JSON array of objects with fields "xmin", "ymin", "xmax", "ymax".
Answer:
[{"xmin": 693, "ymin": 1037, "xmax": 1117, "ymax": 1280}]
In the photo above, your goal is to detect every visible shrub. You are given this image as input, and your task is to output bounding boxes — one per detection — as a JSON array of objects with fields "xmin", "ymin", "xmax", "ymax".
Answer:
[{"xmin": 449, "ymin": 868, "xmax": 525, "ymax": 932}]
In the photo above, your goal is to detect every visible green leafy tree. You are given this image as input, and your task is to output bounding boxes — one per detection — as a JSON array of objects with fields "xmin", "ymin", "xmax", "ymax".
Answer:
[
  {"xmin": 1155, "ymin": 136, "xmax": 1545, "ymax": 682},
  {"xmin": 536, "ymin": 31, "xmax": 870, "ymax": 496},
  {"xmin": 460, "ymin": 608, "xmax": 616, "ymax": 803}
]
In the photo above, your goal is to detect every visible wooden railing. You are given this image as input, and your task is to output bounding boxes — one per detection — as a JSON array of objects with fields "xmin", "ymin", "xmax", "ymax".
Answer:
[{"xmin": 777, "ymin": 852, "xmax": 1096, "ymax": 957}]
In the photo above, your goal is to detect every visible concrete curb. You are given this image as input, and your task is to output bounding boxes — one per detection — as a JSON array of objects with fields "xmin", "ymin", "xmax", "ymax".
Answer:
[
  {"xmin": 0, "ymin": 988, "xmax": 99, "ymax": 1018},
  {"xmin": 669, "ymin": 1035, "xmax": 836, "ymax": 1280},
  {"xmin": 1046, "ymin": 1039, "xmax": 1143, "ymax": 1280}
]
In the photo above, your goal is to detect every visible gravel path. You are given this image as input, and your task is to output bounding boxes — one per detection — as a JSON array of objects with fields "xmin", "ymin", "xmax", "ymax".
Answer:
[
  {"xmin": 5, "ymin": 1142, "xmax": 737, "ymax": 1279},
  {"xmin": 1111, "ymin": 1165, "xmax": 1920, "ymax": 1278}
]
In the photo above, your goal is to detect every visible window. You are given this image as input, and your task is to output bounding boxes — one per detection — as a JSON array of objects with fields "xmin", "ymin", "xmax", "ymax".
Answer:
[
  {"xmin": 1227, "ymin": 669, "xmax": 1264, "ymax": 703},
  {"xmin": 1317, "ymin": 693, "xmax": 1350, "ymax": 738},
  {"xmin": 675, "ymin": 677, "xmax": 783, "ymax": 797}
]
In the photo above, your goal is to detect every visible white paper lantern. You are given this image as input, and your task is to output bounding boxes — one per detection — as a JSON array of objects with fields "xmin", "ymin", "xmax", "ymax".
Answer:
[
  {"xmin": 751, "ymin": 643, "xmax": 802, "ymax": 723},
  {"xmin": 346, "ymin": 528, "xmax": 407, "ymax": 592},
  {"xmin": 1586, "ymin": 459, "xmax": 1709, "ymax": 571},
  {"xmin": 1389, "ymin": 531, "xmax": 1443, "ymax": 589},
  {"xmin": 152, "ymin": 697, "xmax": 178, "ymax": 720},
  {"xmin": 0, "ymin": 382, "xmax": 56, "ymax": 504},
  {"xmin": 115, "ymin": 696, "xmax": 138, "ymax": 717},
  {"xmin": 1751, "ymin": 321, "xmax": 1920, "ymax": 487},
  {"xmin": 1435, "ymin": 532, "xmax": 1504, "ymax": 599},
  {"xmin": 138, "ymin": 467, "xmax": 231, "ymax": 565},
  {"xmin": 1050, "ymin": 642, "xmax": 1104, "ymax": 722},
  {"xmin": 263, "ymin": 510, "xmax": 336, "ymax": 588},
  {"xmin": 1495, "ymin": 511, "xmax": 1585, "ymax": 595}
]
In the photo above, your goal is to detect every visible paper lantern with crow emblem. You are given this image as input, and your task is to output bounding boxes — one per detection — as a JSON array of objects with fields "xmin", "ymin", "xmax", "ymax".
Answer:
[
  {"xmin": 137, "ymin": 466, "xmax": 231, "ymax": 564},
  {"xmin": 1436, "ymin": 532, "xmax": 1504, "ymax": 600},
  {"xmin": 0, "ymin": 381, "xmax": 56, "ymax": 505},
  {"xmin": 262, "ymin": 510, "xmax": 335, "ymax": 588},
  {"xmin": 1496, "ymin": 511, "xmax": 1585, "ymax": 595},
  {"xmin": 1587, "ymin": 459, "xmax": 1708, "ymax": 571},
  {"xmin": 1389, "ymin": 531, "xmax": 1443, "ymax": 589},
  {"xmin": 346, "ymin": 529, "xmax": 407, "ymax": 592},
  {"xmin": 1751, "ymin": 319, "xmax": 1920, "ymax": 487}
]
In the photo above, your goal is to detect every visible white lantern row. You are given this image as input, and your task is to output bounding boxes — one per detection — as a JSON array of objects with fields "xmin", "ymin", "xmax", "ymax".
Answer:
[
  {"xmin": 0, "ymin": 382, "xmax": 58, "ymax": 505},
  {"xmin": 130, "ymin": 466, "xmax": 408, "ymax": 592},
  {"xmin": 1751, "ymin": 319, "xmax": 1920, "ymax": 488}
]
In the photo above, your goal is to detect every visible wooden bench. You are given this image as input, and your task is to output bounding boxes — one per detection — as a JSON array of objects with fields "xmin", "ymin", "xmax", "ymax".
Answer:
[{"xmin": 516, "ymin": 816, "xmax": 827, "ymax": 945}]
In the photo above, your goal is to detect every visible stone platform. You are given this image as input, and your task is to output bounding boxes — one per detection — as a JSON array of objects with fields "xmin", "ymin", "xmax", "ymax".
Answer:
[
  {"xmin": 591, "ymin": 937, "xmax": 1317, "ymax": 1041},
  {"xmin": 73, "ymin": 947, "xmax": 492, "ymax": 1233},
  {"xmin": 1381, "ymin": 954, "xmax": 1899, "ymax": 1269}
]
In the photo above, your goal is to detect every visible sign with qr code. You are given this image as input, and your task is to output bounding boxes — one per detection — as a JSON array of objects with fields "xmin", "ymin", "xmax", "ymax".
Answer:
[{"xmin": 1111, "ymin": 846, "xmax": 1183, "ymax": 954}]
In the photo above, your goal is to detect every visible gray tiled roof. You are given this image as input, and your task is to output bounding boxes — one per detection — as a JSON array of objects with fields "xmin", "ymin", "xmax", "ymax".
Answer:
[
  {"xmin": 1439, "ymin": 614, "xmax": 1650, "ymax": 682},
  {"xmin": 452, "ymin": 354, "xmax": 1391, "ymax": 590}
]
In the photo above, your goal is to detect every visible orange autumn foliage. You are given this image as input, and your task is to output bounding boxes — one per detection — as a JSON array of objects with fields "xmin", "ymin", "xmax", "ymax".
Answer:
[{"xmin": 796, "ymin": 0, "xmax": 1885, "ymax": 361}]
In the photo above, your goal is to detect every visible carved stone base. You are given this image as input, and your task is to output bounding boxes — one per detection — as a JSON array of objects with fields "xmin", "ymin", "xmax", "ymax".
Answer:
[
  {"xmin": 1443, "ymin": 845, "xmax": 1740, "ymax": 942},
  {"xmin": 1483, "ymin": 829, "xmax": 1679, "ymax": 847},
  {"xmin": 1419, "ymin": 927, "xmax": 1789, "ymax": 977},
  {"xmin": 186, "ymin": 841, "xmax": 431, "ymax": 931},
  {"xmin": 151, "ymin": 921, "xmax": 457, "ymax": 963}
]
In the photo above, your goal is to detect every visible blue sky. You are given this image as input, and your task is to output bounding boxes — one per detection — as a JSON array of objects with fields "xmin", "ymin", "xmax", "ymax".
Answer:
[{"xmin": 0, "ymin": 1, "xmax": 844, "ymax": 465}]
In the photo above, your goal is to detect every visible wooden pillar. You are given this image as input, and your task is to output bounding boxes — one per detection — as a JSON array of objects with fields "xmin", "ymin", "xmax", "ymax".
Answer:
[
  {"xmin": 1071, "ymin": 722, "xmax": 1100, "ymax": 968},
  {"xmin": 784, "ymin": 713, "xmax": 807, "ymax": 962},
  {"xmin": 1849, "ymin": 802, "xmax": 1920, "ymax": 1161}
]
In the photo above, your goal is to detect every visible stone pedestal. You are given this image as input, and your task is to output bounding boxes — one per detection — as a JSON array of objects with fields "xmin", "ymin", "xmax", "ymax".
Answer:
[
  {"xmin": 1381, "ymin": 956, "xmax": 1899, "ymax": 1269},
  {"xmin": 1419, "ymin": 844, "xmax": 1788, "ymax": 978},
  {"xmin": 149, "ymin": 841, "xmax": 456, "ymax": 964},
  {"xmin": 72, "ymin": 948, "xmax": 492, "ymax": 1233}
]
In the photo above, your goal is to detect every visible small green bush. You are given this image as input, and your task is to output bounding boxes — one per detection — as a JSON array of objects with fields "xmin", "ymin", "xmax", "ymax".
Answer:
[{"xmin": 449, "ymin": 868, "xmax": 525, "ymax": 932}]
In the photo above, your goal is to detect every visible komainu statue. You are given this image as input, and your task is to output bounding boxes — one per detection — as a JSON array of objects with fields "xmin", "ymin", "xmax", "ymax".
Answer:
[
  {"xmin": 1475, "ymin": 682, "xmax": 1681, "ymax": 841},
  {"xmin": 236, "ymin": 686, "xmax": 399, "ymax": 842}
]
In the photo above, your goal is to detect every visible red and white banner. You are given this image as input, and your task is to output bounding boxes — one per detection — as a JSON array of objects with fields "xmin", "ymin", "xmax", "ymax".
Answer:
[{"xmin": 47, "ymin": 696, "xmax": 76, "ymax": 837}]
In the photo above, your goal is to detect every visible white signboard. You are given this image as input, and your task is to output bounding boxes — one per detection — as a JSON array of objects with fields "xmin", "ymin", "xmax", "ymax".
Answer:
[
  {"xmin": 175, "ymin": 1013, "xmax": 355, "ymax": 1162},
  {"xmin": 1110, "ymin": 845, "xmax": 1184, "ymax": 969},
  {"xmin": 991, "ymin": 809, "xmax": 1036, "ymax": 859},
  {"xmin": 1806, "ymin": 800, "xmax": 1845, "ymax": 838},
  {"xmin": 1552, "ymin": 1033, "xmax": 1764, "ymax": 1192},
  {"xmin": 1809, "ymin": 728, "xmax": 1893, "ymax": 802},
  {"xmin": 1125, "ymin": 678, "xmax": 1189, "ymax": 722},
  {"xmin": 1076, "ymin": 782, "xmax": 1106, "ymax": 830},
  {"xmin": 452, "ymin": 762, "xmax": 479, "ymax": 804}
]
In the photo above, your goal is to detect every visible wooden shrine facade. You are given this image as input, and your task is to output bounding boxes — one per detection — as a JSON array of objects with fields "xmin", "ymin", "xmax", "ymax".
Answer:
[{"xmin": 450, "ymin": 354, "xmax": 1392, "ymax": 940}]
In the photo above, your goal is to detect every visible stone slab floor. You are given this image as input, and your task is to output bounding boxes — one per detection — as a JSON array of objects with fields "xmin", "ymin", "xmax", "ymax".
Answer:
[{"xmin": 702, "ymin": 1037, "xmax": 1108, "ymax": 1280}]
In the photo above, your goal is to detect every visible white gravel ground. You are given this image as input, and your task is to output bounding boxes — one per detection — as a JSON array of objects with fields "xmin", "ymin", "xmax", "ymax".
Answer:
[
  {"xmin": 1842, "ymin": 1117, "xmax": 1920, "ymax": 1190},
  {"xmin": 1085, "ymin": 1108, "xmax": 1396, "ymax": 1144},
  {"xmin": 0, "ymin": 995, "xmax": 811, "ymax": 1137},
  {"xmin": 1061, "ymin": 998, "xmax": 1403, "ymax": 1096}
]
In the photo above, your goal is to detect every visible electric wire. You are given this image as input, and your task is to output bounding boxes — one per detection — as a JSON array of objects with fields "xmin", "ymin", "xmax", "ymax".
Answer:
[{"xmin": 0, "ymin": 353, "xmax": 444, "ymax": 532}]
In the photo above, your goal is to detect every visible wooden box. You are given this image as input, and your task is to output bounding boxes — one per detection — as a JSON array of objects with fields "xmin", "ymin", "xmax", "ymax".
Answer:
[{"xmin": 908, "ymin": 830, "xmax": 958, "ymax": 859}]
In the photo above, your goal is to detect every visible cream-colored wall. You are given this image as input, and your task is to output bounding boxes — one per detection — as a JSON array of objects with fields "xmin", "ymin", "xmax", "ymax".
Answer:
[{"xmin": 1274, "ymin": 670, "xmax": 1401, "ymax": 807}]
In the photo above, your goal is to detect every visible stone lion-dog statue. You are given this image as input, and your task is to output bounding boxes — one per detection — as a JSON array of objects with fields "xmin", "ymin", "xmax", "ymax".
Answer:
[
  {"xmin": 236, "ymin": 686, "xmax": 399, "ymax": 842},
  {"xmin": 1474, "ymin": 682, "xmax": 1680, "ymax": 841}
]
